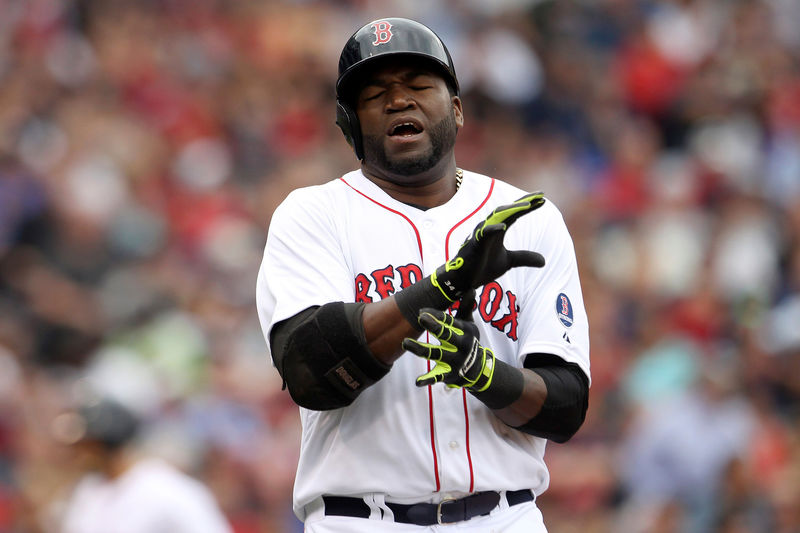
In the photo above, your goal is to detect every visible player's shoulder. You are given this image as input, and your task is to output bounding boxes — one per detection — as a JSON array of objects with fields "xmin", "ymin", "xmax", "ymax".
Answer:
[
  {"xmin": 127, "ymin": 458, "xmax": 210, "ymax": 495},
  {"xmin": 277, "ymin": 173, "xmax": 351, "ymax": 207},
  {"xmin": 271, "ymin": 171, "xmax": 356, "ymax": 222},
  {"xmin": 464, "ymin": 170, "xmax": 564, "ymax": 221}
]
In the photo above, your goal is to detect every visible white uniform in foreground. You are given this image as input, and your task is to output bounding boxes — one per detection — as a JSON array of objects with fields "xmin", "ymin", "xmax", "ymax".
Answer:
[
  {"xmin": 61, "ymin": 458, "xmax": 232, "ymax": 533},
  {"xmin": 257, "ymin": 169, "xmax": 590, "ymax": 529}
]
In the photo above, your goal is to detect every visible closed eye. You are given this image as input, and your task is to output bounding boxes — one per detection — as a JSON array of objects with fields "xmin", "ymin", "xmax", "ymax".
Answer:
[{"xmin": 363, "ymin": 90, "xmax": 385, "ymax": 101}]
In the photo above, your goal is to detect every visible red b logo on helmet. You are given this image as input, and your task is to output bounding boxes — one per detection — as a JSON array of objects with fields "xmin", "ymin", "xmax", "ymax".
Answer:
[{"xmin": 371, "ymin": 20, "xmax": 393, "ymax": 45}]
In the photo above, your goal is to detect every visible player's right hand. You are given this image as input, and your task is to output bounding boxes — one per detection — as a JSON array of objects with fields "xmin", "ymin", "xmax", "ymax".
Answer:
[
  {"xmin": 431, "ymin": 192, "xmax": 546, "ymax": 302},
  {"xmin": 403, "ymin": 291, "xmax": 496, "ymax": 390}
]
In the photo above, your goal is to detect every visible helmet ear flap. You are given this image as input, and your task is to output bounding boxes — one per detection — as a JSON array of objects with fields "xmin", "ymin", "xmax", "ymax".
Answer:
[{"xmin": 336, "ymin": 100, "xmax": 364, "ymax": 161}]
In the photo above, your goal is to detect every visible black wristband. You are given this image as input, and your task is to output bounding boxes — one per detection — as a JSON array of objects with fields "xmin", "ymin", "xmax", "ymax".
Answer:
[
  {"xmin": 469, "ymin": 359, "xmax": 524, "ymax": 410},
  {"xmin": 394, "ymin": 276, "xmax": 453, "ymax": 330}
]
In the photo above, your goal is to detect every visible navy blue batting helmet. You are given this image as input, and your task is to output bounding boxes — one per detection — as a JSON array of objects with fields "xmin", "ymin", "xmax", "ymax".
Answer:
[{"xmin": 335, "ymin": 18, "xmax": 459, "ymax": 160}]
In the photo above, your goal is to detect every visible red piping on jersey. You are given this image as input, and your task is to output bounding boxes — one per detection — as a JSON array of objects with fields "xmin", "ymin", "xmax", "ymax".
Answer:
[
  {"xmin": 444, "ymin": 178, "xmax": 495, "ymax": 494},
  {"xmin": 340, "ymin": 176, "xmax": 441, "ymax": 491},
  {"xmin": 340, "ymin": 175, "xmax": 496, "ymax": 495},
  {"xmin": 426, "ymin": 357, "xmax": 439, "ymax": 491},
  {"xmin": 462, "ymin": 390, "xmax": 473, "ymax": 492},
  {"xmin": 340, "ymin": 178, "xmax": 424, "ymax": 262},
  {"xmin": 444, "ymin": 178, "xmax": 496, "ymax": 255}
]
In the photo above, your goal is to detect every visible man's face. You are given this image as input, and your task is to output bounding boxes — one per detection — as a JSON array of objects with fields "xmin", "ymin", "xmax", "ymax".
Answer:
[{"xmin": 355, "ymin": 60, "xmax": 463, "ymax": 180}]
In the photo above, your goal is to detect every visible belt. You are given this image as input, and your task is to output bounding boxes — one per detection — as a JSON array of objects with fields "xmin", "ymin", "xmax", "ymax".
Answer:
[{"xmin": 322, "ymin": 489, "xmax": 534, "ymax": 526}]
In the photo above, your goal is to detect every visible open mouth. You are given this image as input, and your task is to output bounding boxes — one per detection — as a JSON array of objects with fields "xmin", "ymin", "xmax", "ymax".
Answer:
[{"xmin": 388, "ymin": 121, "xmax": 423, "ymax": 137}]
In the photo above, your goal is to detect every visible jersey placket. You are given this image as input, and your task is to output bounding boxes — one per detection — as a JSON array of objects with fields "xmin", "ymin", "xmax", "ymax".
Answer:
[{"xmin": 417, "ymin": 211, "xmax": 475, "ymax": 495}]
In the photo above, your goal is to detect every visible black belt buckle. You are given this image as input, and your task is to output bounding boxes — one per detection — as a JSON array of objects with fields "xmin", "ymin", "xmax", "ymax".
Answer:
[{"xmin": 436, "ymin": 497, "xmax": 458, "ymax": 525}]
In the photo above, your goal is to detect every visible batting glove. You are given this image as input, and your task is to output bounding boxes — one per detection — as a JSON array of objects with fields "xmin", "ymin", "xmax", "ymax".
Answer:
[
  {"xmin": 431, "ymin": 192, "xmax": 546, "ymax": 302},
  {"xmin": 402, "ymin": 291, "xmax": 496, "ymax": 391},
  {"xmin": 394, "ymin": 192, "xmax": 546, "ymax": 331}
]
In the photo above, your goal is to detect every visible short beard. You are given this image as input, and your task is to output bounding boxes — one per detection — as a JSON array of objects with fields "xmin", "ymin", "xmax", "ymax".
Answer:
[{"xmin": 362, "ymin": 112, "xmax": 458, "ymax": 177}]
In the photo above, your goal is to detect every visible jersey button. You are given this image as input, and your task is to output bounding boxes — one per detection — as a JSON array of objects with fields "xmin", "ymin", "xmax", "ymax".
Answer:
[
  {"xmin": 422, "ymin": 220, "xmax": 433, "ymax": 229},
  {"xmin": 449, "ymin": 440, "xmax": 459, "ymax": 449}
]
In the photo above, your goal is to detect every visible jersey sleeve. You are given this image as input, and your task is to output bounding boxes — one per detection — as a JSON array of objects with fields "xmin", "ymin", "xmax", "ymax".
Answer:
[
  {"xmin": 514, "ymin": 201, "xmax": 591, "ymax": 383},
  {"xmin": 256, "ymin": 187, "xmax": 354, "ymax": 354}
]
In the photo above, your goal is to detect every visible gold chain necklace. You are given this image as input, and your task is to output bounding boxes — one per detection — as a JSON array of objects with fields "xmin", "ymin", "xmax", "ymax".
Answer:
[{"xmin": 456, "ymin": 168, "xmax": 463, "ymax": 191}]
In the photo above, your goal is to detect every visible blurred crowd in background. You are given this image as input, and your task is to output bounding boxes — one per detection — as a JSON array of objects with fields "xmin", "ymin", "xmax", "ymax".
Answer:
[{"xmin": 1, "ymin": 0, "xmax": 799, "ymax": 531}]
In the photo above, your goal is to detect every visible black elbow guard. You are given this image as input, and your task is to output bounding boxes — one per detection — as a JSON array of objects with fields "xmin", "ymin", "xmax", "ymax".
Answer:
[
  {"xmin": 276, "ymin": 302, "xmax": 390, "ymax": 411},
  {"xmin": 515, "ymin": 354, "xmax": 589, "ymax": 443}
]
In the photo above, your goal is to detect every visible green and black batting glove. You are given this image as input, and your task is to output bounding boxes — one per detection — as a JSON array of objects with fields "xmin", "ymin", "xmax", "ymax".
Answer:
[
  {"xmin": 430, "ymin": 191, "xmax": 546, "ymax": 303},
  {"xmin": 394, "ymin": 192, "xmax": 546, "ymax": 330},
  {"xmin": 402, "ymin": 291, "xmax": 497, "ymax": 391}
]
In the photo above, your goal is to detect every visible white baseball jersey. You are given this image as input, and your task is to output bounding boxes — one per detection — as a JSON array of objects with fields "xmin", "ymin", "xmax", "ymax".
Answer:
[
  {"xmin": 256, "ymin": 169, "xmax": 590, "ymax": 521},
  {"xmin": 60, "ymin": 458, "xmax": 232, "ymax": 533}
]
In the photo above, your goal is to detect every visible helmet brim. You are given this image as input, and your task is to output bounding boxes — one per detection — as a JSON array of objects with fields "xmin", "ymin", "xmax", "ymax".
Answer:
[{"xmin": 336, "ymin": 51, "xmax": 460, "ymax": 105}]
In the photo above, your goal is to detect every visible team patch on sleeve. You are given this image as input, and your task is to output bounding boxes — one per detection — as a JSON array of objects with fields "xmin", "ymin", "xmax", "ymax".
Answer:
[{"xmin": 556, "ymin": 293, "xmax": 574, "ymax": 328}]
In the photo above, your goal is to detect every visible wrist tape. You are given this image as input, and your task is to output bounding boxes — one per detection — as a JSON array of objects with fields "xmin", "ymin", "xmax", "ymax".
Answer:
[{"xmin": 469, "ymin": 359, "xmax": 524, "ymax": 410}]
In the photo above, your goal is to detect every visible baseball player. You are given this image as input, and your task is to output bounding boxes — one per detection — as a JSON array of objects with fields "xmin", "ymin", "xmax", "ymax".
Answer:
[
  {"xmin": 56, "ymin": 398, "xmax": 232, "ymax": 533},
  {"xmin": 256, "ymin": 17, "xmax": 590, "ymax": 532}
]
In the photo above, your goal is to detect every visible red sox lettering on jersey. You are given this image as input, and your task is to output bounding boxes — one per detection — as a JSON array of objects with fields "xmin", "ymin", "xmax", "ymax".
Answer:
[{"xmin": 355, "ymin": 264, "xmax": 522, "ymax": 340}]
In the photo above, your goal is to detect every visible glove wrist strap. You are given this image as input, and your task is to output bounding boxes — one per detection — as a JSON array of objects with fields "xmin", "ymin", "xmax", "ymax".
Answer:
[
  {"xmin": 471, "ymin": 349, "xmax": 496, "ymax": 392},
  {"xmin": 394, "ymin": 276, "xmax": 455, "ymax": 331},
  {"xmin": 469, "ymin": 358, "xmax": 524, "ymax": 410}
]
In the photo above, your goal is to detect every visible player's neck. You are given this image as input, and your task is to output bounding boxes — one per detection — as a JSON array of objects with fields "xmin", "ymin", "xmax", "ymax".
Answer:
[{"xmin": 361, "ymin": 159, "xmax": 459, "ymax": 209}]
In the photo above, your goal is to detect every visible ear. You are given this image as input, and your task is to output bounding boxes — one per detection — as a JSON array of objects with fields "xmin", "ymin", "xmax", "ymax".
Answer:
[
  {"xmin": 452, "ymin": 96, "xmax": 464, "ymax": 129},
  {"xmin": 336, "ymin": 100, "xmax": 364, "ymax": 160}
]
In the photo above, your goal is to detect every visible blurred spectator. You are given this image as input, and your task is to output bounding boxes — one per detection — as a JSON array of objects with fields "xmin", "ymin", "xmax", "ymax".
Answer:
[{"xmin": 617, "ymin": 351, "xmax": 756, "ymax": 533}]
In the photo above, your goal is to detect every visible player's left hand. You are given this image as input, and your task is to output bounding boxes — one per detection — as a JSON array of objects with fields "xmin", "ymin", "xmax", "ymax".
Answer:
[
  {"xmin": 402, "ymin": 291, "xmax": 497, "ymax": 390},
  {"xmin": 431, "ymin": 192, "xmax": 546, "ymax": 302}
]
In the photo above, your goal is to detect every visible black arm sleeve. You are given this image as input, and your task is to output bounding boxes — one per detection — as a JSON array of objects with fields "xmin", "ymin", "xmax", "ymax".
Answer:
[
  {"xmin": 514, "ymin": 353, "xmax": 589, "ymax": 443},
  {"xmin": 269, "ymin": 302, "xmax": 391, "ymax": 411}
]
